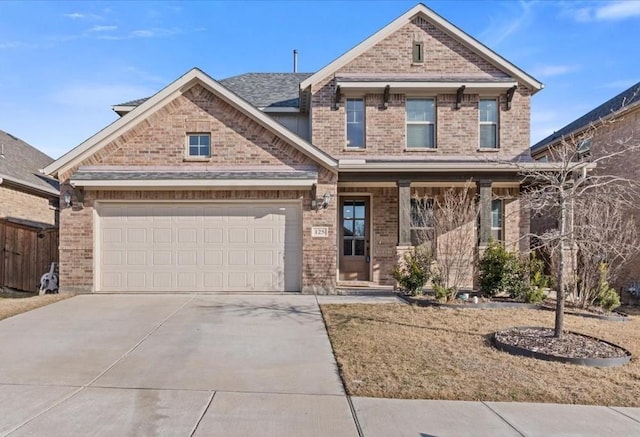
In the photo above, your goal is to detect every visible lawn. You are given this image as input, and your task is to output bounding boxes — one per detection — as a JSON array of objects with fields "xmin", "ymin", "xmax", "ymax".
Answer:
[
  {"xmin": 0, "ymin": 290, "xmax": 73, "ymax": 322},
  {"xmin": 321, "ymin": 303, "xmax": 640, "ymax": 406}
]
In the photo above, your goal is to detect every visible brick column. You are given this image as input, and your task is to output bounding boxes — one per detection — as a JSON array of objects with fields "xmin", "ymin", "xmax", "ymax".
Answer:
[{"xmin": 397, "ymin": 180, "xmax": 411, "ymax": 246}]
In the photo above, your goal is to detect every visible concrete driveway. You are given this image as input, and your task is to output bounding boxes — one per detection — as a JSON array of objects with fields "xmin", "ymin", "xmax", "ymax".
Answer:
[{"xmin": 0, "ymin": 294, "xmax": 358, "ymax": 436}]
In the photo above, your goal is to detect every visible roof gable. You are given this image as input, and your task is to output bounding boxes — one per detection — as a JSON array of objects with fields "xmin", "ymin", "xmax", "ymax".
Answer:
[
  {"xmin": 299, "ymin": 3, "xmax": 542, "ymax": 92},
  {"xmin": 45, "ymin": 68, "xmax": 337, "ymax": 178},
  {"xmin": 0, "ymin": 129, "xmax": 59, "ymax": 195}
]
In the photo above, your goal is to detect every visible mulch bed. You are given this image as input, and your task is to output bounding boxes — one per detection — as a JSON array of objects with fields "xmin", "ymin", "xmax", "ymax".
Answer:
[{"xmin": 494, "ymin": 326, "xmax": 629, "ymax": 359}]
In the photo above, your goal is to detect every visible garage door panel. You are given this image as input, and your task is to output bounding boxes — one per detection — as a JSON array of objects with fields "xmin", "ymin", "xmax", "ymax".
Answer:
[{"xmin": 98, "ymin": 202, "xmax": 300, "ymax": 292}]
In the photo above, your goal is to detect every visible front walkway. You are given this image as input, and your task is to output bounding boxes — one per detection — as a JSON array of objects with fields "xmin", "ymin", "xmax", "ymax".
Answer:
[{"xmin": 0, "ymin": 293, "xmax": 638, "ymax": 436}]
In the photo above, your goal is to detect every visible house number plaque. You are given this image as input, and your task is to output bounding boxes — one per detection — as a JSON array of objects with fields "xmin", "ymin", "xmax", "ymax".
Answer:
[{"xmin": 311, "ymin": 227, "xmax": 329, "ymax": 238}]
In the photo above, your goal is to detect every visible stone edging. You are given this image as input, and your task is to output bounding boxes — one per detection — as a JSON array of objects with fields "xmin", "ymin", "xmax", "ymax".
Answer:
[
  {"xmin": 538, "ymin": 305, "xmax": 628, "ymax": 322},
  {"xmin": 397, "ymin": 293, "xmax": 540, "ymax": 309},
  {"xmin": 491, "ymin": 326, "xmax": 632, "ymax": 367}
]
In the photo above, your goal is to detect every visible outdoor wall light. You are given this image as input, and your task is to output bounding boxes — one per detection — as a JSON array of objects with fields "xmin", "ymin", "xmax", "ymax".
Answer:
[
  {"xmin": 311, "ymin": 190, "xmax": 332, "ymax": 211},
  {"xmin": 63, "ymin": 187, "xmax": 84, "ymax": 209}
]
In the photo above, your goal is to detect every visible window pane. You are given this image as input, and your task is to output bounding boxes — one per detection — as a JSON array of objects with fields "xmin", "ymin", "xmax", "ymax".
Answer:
[
  {"xmin": 343, "ymin": 204, "xmax": 353, "ymax": 219},
  {"xmin": 354, "ymin": 203, "xmax": 365, "ymax": 218},
  {"xmin": 343, "ymin": 220, "xmax": 354, "ymax": 236},
  {"xmin": 354, "ymin": 220, "xmax": 365, "ymax": 237},
  {"xmin": 492, "ymin": 199, "xmax": 502, "ymax": 228},
  {"xmin": 407, "ymin": 124, "xmax": 434, "ymax": 148},
  {"xmin": 199, "ymin": 135, "xmax": 210, "ymax": 146},
  {"xmin": 189, "ymin": 136, "xmax": 199, "ymax": 146},
  {"xmin": 346, "ymin": 99, "xmax": 365, "ymax": 148},
  {"xmin": 189, "ymin": 146, "xmax": 199, "ymax": 156},
  {"xmin": 347, "ymin": 123, "xmax": 364, "ymax": 148},
  {"xmin": 201, "ymin": 145, "xmax": 210, "ymax": 156},
  {"xmin": 354, "ymin": 239, "xmax": 365, "ymax": 256},
  {"xmin": 480, "ymin": 125, "xmax": 497, "ymax": 148},
  {"xmin": 479, "ymin": 100, "xmax": 497, "ymax": 122},
  {"xmin": 407, "ymin": 99, "xmax": 434, "ymax": 122},
  {"xmin": 343, "ymin": 240, "xmax": 352, "ymax": 256}
]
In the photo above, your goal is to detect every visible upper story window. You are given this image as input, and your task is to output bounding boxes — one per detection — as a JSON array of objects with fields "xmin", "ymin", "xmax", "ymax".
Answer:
[
  {"xmin": 479, "ymin": 99, "xmax": 498, "ymax": 149},
  {"xmin": 577, "ymin": 138, "xmax": 591, "ymax": 158},
  {"xmin": 346, "ymin": 98, "xmax": 365, "ymax": 148},
  {"xmin": 412, "ymin": 41, "xmax": 424, "ymax": 63},
  {"xmin": 187, "ymin": 133, "xmax": 211, "ymax": 157},
  {"xmin": 406, "ymin": 98, "xmax": 436, "ymax": 149},
  {"xmin": 491, "ymin": 199, "xmax": 503, "ymax": 241}
]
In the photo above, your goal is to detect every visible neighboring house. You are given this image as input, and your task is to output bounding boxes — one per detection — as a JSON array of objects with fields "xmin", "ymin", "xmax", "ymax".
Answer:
[
  {"xmin": 0, "ymin": 129, "xmax": 59, "ymax": 225},
  {"xmin": 531, "ymin": 81, "xmax": 640, "ymax": 289},
  {"xmin": 44, "ymin": 4, "xmax": 544, "ymax": 294}
]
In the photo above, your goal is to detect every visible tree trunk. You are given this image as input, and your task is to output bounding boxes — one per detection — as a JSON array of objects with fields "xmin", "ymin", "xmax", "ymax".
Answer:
[{"xmin": 555, "ymin": 194, "xmax": 566, "ymax": 338}]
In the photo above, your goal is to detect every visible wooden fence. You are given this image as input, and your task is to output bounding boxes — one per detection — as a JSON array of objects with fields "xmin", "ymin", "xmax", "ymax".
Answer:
[{"xmin": 0, "ymin": 219, "xmax": 59, "ymax": 293}]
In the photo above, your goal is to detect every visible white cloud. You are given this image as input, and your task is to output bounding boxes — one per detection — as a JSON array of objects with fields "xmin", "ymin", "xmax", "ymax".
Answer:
[
  {"xmin": 564, "ymin": 1, "xmax": 640, "ymax": 22},
  {"xmin": 0, "ymin": 41, "xmax": 40, "ymax": 50},
  {"xmin": 64, "ymin": 12, "xmax": 85, "ymax": 19},
  {"xmin": 531, "ymin": 64, "xmax": 580, "ymax": 78},
  {"xmin": 89, "ymin": 25, "xmax": 118, "ymax": 32},
  {"xmin": 479, "ymin": 1, "xmax": 534, "ymax": 46},
  {"xmin": 97, "ymin": 27, "xmax": 180, "ymax": 41},
  {"xmin": 596, "ymin": 1, "xmax": 640, "ymax": 20}
]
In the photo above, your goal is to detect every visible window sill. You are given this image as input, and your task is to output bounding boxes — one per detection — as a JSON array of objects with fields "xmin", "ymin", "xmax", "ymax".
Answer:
[
  {"xmin": 343, "ymin": 147, "xmax": 366, "ymax": 152},
  {"xmin": 410, "ymin": 62, "xmax": 425, "ymax": 66},
  {"xmin": 404, "ymin": 147, "xmax": 437, "ymax": 152},
  {"xmin": 183, "ymin": 156, "xmax": 211, "ymax": 162},
  {"xmin": 477, "ymin": 148, "xmax": 500, "ymax": 152}
]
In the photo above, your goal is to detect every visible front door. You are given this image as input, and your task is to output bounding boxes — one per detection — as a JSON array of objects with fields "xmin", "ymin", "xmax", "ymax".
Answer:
[{"xmin": 339, "ymin": 197, "xmax": 370, "ymax": 281}]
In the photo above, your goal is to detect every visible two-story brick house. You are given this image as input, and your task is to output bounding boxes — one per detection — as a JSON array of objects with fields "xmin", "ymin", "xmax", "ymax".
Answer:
[{"xmin": 44, "ymin": 4, "xmax": 543, "ymax": 294}]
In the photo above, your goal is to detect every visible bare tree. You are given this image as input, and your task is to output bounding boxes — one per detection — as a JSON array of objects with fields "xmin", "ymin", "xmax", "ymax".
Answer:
[
  {"xmin": 411, "ymin": 182, "xmax": 479, "ymax": 302},
  {"xmin": 520, "ymin": 102, "xmax": 640, "ymax": 337},
  {"xmin": 572, "ymin": 192, "xmax": 639, "ymax": 308}
]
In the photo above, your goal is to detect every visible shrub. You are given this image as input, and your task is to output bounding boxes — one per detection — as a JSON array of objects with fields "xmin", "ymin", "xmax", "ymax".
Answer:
[
  {"xmin": 479, "ymin": 241, "xmax": 526, "ymax": 298},
  {"xmin": 529, "ymin": 254, "xmax": 550, "ymax": 289},
  {"xmin": 595, "ymin": 263, "xmax": 621, "ymax": 313},
  {"xmin": 392, "ymin": 245, "xmax": 433, "ymax": 296},
  {"xmin": 431, "ymin": 271, "xmax": 450, "ymax": 301},
  {"xmin": 522, "ymin": 286, "xmax": 546, "ymax": 304}
]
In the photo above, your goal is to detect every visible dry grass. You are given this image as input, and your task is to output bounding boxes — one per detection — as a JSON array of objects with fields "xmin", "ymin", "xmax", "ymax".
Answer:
[
  {"xmin": 0, "ymin": 290, "xmax": 73, "ymax": 322},
  {"xmin": 321, "ymin": 303, "xmax": 640, "ymax": 406}
]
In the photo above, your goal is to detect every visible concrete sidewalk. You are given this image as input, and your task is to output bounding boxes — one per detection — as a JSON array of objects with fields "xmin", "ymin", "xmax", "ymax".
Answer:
[{"xmin": 0, "ymin": 293, "xmax": 638, "ymax": 436}]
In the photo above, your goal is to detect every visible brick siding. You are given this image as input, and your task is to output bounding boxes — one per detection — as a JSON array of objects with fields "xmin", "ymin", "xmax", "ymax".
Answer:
[{"xmin": 0, "ymin": 185, "xmax": 57, "ymax": 226}]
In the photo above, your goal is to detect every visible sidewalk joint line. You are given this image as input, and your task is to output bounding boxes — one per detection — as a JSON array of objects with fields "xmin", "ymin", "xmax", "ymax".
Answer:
[
  {"xmin": 608, "ymin": 406, "xmax": 640, "ymax": 424},
  {"xmin": 346, "ymin": 395, "xmax": 365, "ymax": 437},
  {"xmin": 189, "ymin": 391, "xmax": 216, "ymax": 437},
  {"xmin": 481, "ymin": 402, "xmax": 526, "ymax": 437}
]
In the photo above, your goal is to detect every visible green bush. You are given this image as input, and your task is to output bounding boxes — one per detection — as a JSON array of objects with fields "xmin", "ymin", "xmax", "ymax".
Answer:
[
  {"xmin": 595, "ymin": 263, "xmax": 621, "ymax": 313},
  {"xmin": 431, "ymin": 271, "xmax": 450, "ymax": 301},
  {"xmin": 522, "ymin": 286, "xmax": 546, "ymax": 304},
  {"xmin": 479, "ymin": 241, "xmax": 526, "ymax": 298},
  {"xmin": 529, "ymin": 255, "xmax": 550, "ymax": 289},
  {"xmin": 392, "ymin": 245, "xmax": 433, "ymax": 296}
]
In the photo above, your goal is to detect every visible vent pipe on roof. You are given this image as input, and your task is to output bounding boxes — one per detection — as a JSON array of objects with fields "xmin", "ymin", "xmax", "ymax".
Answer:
[{"xmin": 293, "ymin": 49, "xmax": 298, "ymax": 73}]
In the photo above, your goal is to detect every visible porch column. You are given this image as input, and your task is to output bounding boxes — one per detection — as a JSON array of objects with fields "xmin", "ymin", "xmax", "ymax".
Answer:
[
  {"xmin": 477, "ymin": 179, "xmax": 492, "ymax": 247},
  {"xmin": 398, "ymin": 180, "xmax": 412, "ymax": 246}
]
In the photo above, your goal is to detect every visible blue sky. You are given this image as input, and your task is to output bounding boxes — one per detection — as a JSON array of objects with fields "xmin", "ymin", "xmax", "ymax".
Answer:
[{"xmin": 0, "ymin": 0, "xmax": 638, "ymax": 159}]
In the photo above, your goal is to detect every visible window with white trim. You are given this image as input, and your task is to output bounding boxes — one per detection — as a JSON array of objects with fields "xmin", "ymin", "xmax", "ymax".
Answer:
[
  {"xmin": 479, "ymin": 99, "xmax": 498, "ymax": 148},
  {"xmin": 187, "ymin": 133, "xmax": 211, "ymax": 157},
  {"xmin": 491, "ymin": 199, "xmax": 503, "ymax": 241},
  {"xmin": 406, "ymin": 98, "xmax": 436, "ymax": 148},
  {"xmin": 346, "ymin": 98, "xmax": 365, "ymax": 148}
]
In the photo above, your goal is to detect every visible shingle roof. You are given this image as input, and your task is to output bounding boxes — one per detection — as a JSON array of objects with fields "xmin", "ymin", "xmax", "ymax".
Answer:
[
  {"xmin": 0, "ymin": 130, "xmax": 59, "ymax": 196},
  {"xmin": 114, "ymin": 72, "xmax": 313, "ymax": 110},
  {"xmin": 220, "ymin": 73, "xmax": 312, "ymax": 108},
  {"xmin": 532, "ymin": 81, "xmax": 640, "ymax": 152}
]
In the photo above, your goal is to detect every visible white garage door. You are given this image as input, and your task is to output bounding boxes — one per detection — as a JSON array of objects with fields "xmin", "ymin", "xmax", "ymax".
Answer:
[{"xmin": 96, "ymin": 202, "xmax": 301, "ymax": 292}]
